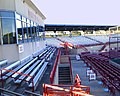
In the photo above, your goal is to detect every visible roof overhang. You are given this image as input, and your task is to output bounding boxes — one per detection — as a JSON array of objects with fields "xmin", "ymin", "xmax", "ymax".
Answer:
[
  {"xmin": 25, "ymin": 0, "xmax": 46, "ymax": 20},
  {"xmin": 45, "ymin": 24, "xmax": 116, "ymax": 31}
]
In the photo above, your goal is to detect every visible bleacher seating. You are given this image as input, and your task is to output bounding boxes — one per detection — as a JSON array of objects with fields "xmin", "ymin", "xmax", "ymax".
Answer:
[
  {"xmin": 14, "ymin": 60, "xmax": 41, "ymax": 84},
  {"xmin": 2, "ymin": 61, "xmax": 20, "ymax": 74},
  {"xmin": 2, "ymin": 57, "xmax": 33, "ymax": 80},
  {"xmin": 28, "ymin": 62, "xmax": 48, "ymax": 89},
  {"xmin": 0, "ymin": 46, "xmax": 57, "ymax": 91},
  {"xmin": 81, "ymin": 52, "xmax": 120, "ymax": 91},
  {"xmin": 20, "ymin": 55, "xmax": 33, "ymax": 65},
  {"xmin": 0, "ymin": 60, "xmax": 8, "ymax": 68},
  {"xmin": 26, "ymin": 59, "xmax": 46, "ymax": 82},
  {"xmin": 12, "ymin": 57, "xmax": 38, "ymax": 79}
]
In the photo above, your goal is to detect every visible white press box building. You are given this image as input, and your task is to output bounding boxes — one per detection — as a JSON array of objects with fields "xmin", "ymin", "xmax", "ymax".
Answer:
[{"xmin": 0, "ymin": 0, "xmax": 46, "ymax": 62}]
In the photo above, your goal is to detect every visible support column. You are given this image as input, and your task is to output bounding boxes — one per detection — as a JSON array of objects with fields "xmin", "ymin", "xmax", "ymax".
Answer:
[
  {"xmin": 69, "ymin": 31, "xmax": 72, "ymax": 37},
  {"xmin": 54, "ymin": 31, "xmax": 57, "ymax": 37},
  {"xmin": 93, "ymin": 30, "xmax": 96, "ymax": 35},
  {"xmin": 81, "ymin": 31, "xmax": 84, "ymax": 36},
  {"xmin": 0, "ymin": 19, "xmax": 3, "ymax": 45}
]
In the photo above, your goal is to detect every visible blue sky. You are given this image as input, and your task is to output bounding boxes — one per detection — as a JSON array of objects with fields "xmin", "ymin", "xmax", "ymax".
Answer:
[{"xmin": 32, "ymin": 0, "xmax": 120, "ymax": 25}]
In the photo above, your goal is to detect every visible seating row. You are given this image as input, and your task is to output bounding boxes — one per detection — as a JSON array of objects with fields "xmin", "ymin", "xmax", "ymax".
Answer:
[
  {"xmin": 81, "ymin": 53, "xmax": 120, "ymax": 91},
  {"xmin": 1, "ymin": 46, "xmax": 57, "ymax": 91}
]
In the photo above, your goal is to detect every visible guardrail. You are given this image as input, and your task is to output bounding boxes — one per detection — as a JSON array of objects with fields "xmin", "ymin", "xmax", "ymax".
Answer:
[
  {"xmin": 68, "ymin": 56, "xmax": 73, "ymax": 83},
  {"xmin": 50, "ymin": 49, "xmax": 61, "ymax": 84},
  {"xmin": 0, "ymin": 68, "xmax": 34, "ymax": 92},
  {"xmin": 43, "ymin": 84, "xmax": 92, "ymax": 96}
]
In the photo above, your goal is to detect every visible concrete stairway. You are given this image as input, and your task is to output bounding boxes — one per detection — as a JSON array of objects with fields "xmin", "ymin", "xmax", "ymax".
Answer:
[{"xmin": 59, "ymin": 66, "xmax": 71, "ymax": 84}]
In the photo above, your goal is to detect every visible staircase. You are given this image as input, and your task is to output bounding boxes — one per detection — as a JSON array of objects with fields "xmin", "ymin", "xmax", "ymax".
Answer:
[
  {"xmin": 59, "ymin": 66, "xmax": 71, "ymax": 84},
  {"xmin": 84, "ymin": 36, "xmax": 103, "ymax": 44},
  {"xmin": 99, "ymin": 42, "xmax": 109, "ymax": 52}
]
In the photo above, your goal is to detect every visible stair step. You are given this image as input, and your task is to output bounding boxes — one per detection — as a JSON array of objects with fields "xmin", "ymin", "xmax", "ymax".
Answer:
[
  {"xmin": 59, "ymin": 69, "xmax": 70, "ymax": 71},
  {"xmin": 59, "ymin": 81, "xmax": 71, "ymax": 83},
  {"xmin": 59, "ymin": 77, "xmax": 71, "ymax": 80},
  {"xmin": 59, "ymin": 80, "xmax": 71, "ymax": 82},
  {"xmin": 58, "ymin": 66, "xmax": 71, "ymax": 84},
  {"xmin": 59, "ymin": 72, "xmax": 70, "ymax": 74},
  {"xmin": 59, "ymin": 67, "xmax": 70, "ymax": 69},
  {"xmin": 59, "ymin": 74, "xmax": 70, "ymax": 76}
]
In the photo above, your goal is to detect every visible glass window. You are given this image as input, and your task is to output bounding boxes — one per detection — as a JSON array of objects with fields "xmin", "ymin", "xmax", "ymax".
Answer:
[
  {"xmin": 22, "ymin": 17, "xmax": 26, "ymax": 22},
  {"xmin": 35, "ymin": 24, "xmax": 39, "ymax": 41},
  {"xmin": 22, "ymin": 21, "xmax": 27, "ymax": 42},
  {"xmin": 27, "ymin": 19, "xmax": 30, "ymax": 24},
  {"xmin": 27, "ymin": 20, "xmax": 31, "ymax": 42},
  {"xmin": 31, "ymin": 21, "xmax": 34, "ymax": 41},
  {"xmin": 16, "ymin": 13, "xmax": 21, "ymax": 20},
  {"xmin": 0, "ymin": 11, "xmax": 14, "ymax": 18},
  {"xmin": 0, "ymin": 18, "xmax": 2, "ymax": 45},
  {"xmin": 16, "ymin": 20, "xmax": 23, "ymax": 43},
  {"xmin": 2, "ymin": 18, "xmax": 16, "ymax": 44}
]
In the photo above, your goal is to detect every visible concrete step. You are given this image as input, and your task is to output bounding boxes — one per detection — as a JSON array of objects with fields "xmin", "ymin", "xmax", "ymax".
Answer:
[
  {"xmin": 59, "ymin": 77, "xmax": 71, "ymax": 80},
  {"xmin": 58, "ymin": 66, "xmax": 71, "ymax": 84}
]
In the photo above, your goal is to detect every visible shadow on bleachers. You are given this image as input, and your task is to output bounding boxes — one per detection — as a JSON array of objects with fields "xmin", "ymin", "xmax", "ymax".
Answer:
[{"xmin": 0, "ymin": 46, "xmax": 57, "ymax": 95}]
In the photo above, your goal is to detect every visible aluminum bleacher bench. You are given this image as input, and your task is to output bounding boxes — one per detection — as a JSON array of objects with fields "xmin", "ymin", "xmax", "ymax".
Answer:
[
  {"xmin": 46, "ymin": 48, "xmax": 56, "ymax": 61},
  {"xmin": 14, "ymin": 60, "xmax": 41, "ymax": 84},
  {"xmin": 26, "ymin": 59, "xmax": 45, "ymax": 83},
  {"xmin": 2, "ymin": 57, "xmax": 33, "ymax": 80},
  {"xmin": 45, "ymin": 51, "xmax": 52, "ymax": 61},
  {"xmin": 12, "ymin": 57, "xmax": 38, "ymax": 79},
  {"xmin": 47, "ymin": 52, "xmax": 54, "ymax": 61},
  {"xmin": 28, "ymin": 62, "xmax": 48, "ymax": 90},
  {"xmin": 20, "ymin": 55, "xmax": 32, "ymax": 65},
  {"xmin": 40, "ymin": 51, "xmax": 50, "ymax": 59},
  {"xmin": 2, "ymin": 61, "xmax": 20, "ymax": 74},
  {"xmin": 39, "ymin": 50, "xmax": 48, "ymax": 58},
  {"xmin": 0, "ymin": 60, "xmax": 8, "ymax": 67}
]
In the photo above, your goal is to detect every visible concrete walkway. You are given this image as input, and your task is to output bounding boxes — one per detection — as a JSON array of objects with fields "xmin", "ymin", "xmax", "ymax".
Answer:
[{"xmin": 71, "ymin": 56, "xmax": 120, "ymax": 96}]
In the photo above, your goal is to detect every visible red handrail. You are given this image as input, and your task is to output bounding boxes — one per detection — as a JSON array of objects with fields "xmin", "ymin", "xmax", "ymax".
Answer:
[
  {"xmin": 50, "ymin": 49, "xmax": 61, "ymax": 84},
  {"xmin": 43, "ymin": 84, "xmax": 92, "ymax": 96},
  {"xmin": 1, "ymin": 68, "xmax": 34, "ymax": 92},
  {"xmin": 68, "ymin": 56, "xmax": 73, "ymax": 83}
]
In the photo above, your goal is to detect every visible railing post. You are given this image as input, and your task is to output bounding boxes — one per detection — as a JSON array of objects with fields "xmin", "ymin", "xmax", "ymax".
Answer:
[
  {"xmin": 32, "ymin": 77, "xmax": 34, "ymax": 92},
  {"xmin": 0, "ymin": 70, "xmax": 2, "ymax": 95},
  {"xmin": 70, "ymin": 86, "xmax": 73, "ymax": 96},
  {"xmin": 0, "ymin": 69, "xmax": 4, "ymax": 95},
  {"xmin": 43, "ymin": 84, "xmax": 47, "ymax": 96}
]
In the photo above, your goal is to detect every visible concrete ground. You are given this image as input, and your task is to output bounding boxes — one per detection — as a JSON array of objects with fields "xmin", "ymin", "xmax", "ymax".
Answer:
[{"xmin": 71, "ymin": 56, "xmax": 120, "ymax": 96}]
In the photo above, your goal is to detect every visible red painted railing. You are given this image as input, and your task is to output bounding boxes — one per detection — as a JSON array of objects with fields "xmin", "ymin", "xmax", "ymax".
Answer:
[
  {"xmin": 0, "ymin": 68, "xmax": 34, "ymax": 92},
  {"xmin": 50, "ymin": 49, "xmax": 61, "ymax": 84},
  {"xmin": 68, "ymin": 56, "xmax": 73, "ymax": 83},
  {"xmin": 99, "ymin": 42, "xmax": 109, "ymax": 52},
  {"xmin": 43, "ymin": 84, "xmax": 92, "ymax": 96}
]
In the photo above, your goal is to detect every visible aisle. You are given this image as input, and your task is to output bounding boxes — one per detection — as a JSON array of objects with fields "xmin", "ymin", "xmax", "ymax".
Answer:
[{"xmin": 71, "ymin": 58, "xmax": 110, "ymax": 96}]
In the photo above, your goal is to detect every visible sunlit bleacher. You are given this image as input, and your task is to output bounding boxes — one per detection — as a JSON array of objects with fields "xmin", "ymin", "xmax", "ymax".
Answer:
[{"xmin": 0, "ymin": 46, "xmax": 57, "ymax": 93}]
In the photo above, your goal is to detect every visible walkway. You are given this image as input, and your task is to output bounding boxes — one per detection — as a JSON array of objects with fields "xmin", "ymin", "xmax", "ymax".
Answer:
[{"xmin": 71, "ymin": 56, "xmax": 120, "ymax": 96}]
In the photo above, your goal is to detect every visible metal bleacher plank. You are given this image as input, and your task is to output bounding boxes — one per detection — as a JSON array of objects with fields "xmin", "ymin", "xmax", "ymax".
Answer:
[
  {"xmin": 12, "ymin": 57, "xmax": 38, "ymax": 78},
  {"xmin": 2, "ymin": 61, "xmax": 20, "ymax": 74},
  {"xmin": 14, "ymin": 60, "xmax": 41, "ymax": 84},
  {"xmin": 2, "ymin": 58, "xmax": 33, "ymax": 80},
  {"xmin": 0, "ymin": 59, "xmax": 8, "ymax": 67},
  {"xmin": 28, "ymin": 62, "xmax": 48, "ymax": 89},
  {"xmin": 26, "ymin": 59, "xmax": 45, "ymax": 82}
]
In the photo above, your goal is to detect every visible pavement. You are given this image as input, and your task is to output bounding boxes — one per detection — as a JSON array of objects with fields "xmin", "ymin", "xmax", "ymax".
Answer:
[{"xmin": 71, "ymin": 56, "xmax": 120, "ymax": 96}]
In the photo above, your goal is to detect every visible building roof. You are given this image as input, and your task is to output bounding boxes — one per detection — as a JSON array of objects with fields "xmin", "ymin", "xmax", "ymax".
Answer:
[
  {"xmin": 26, "ymin": 0, "xmax": 46, "ymax": 20},
  {"xmin": 45, "ymin": 24, "xmax": 116, "ymax": 31}
]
